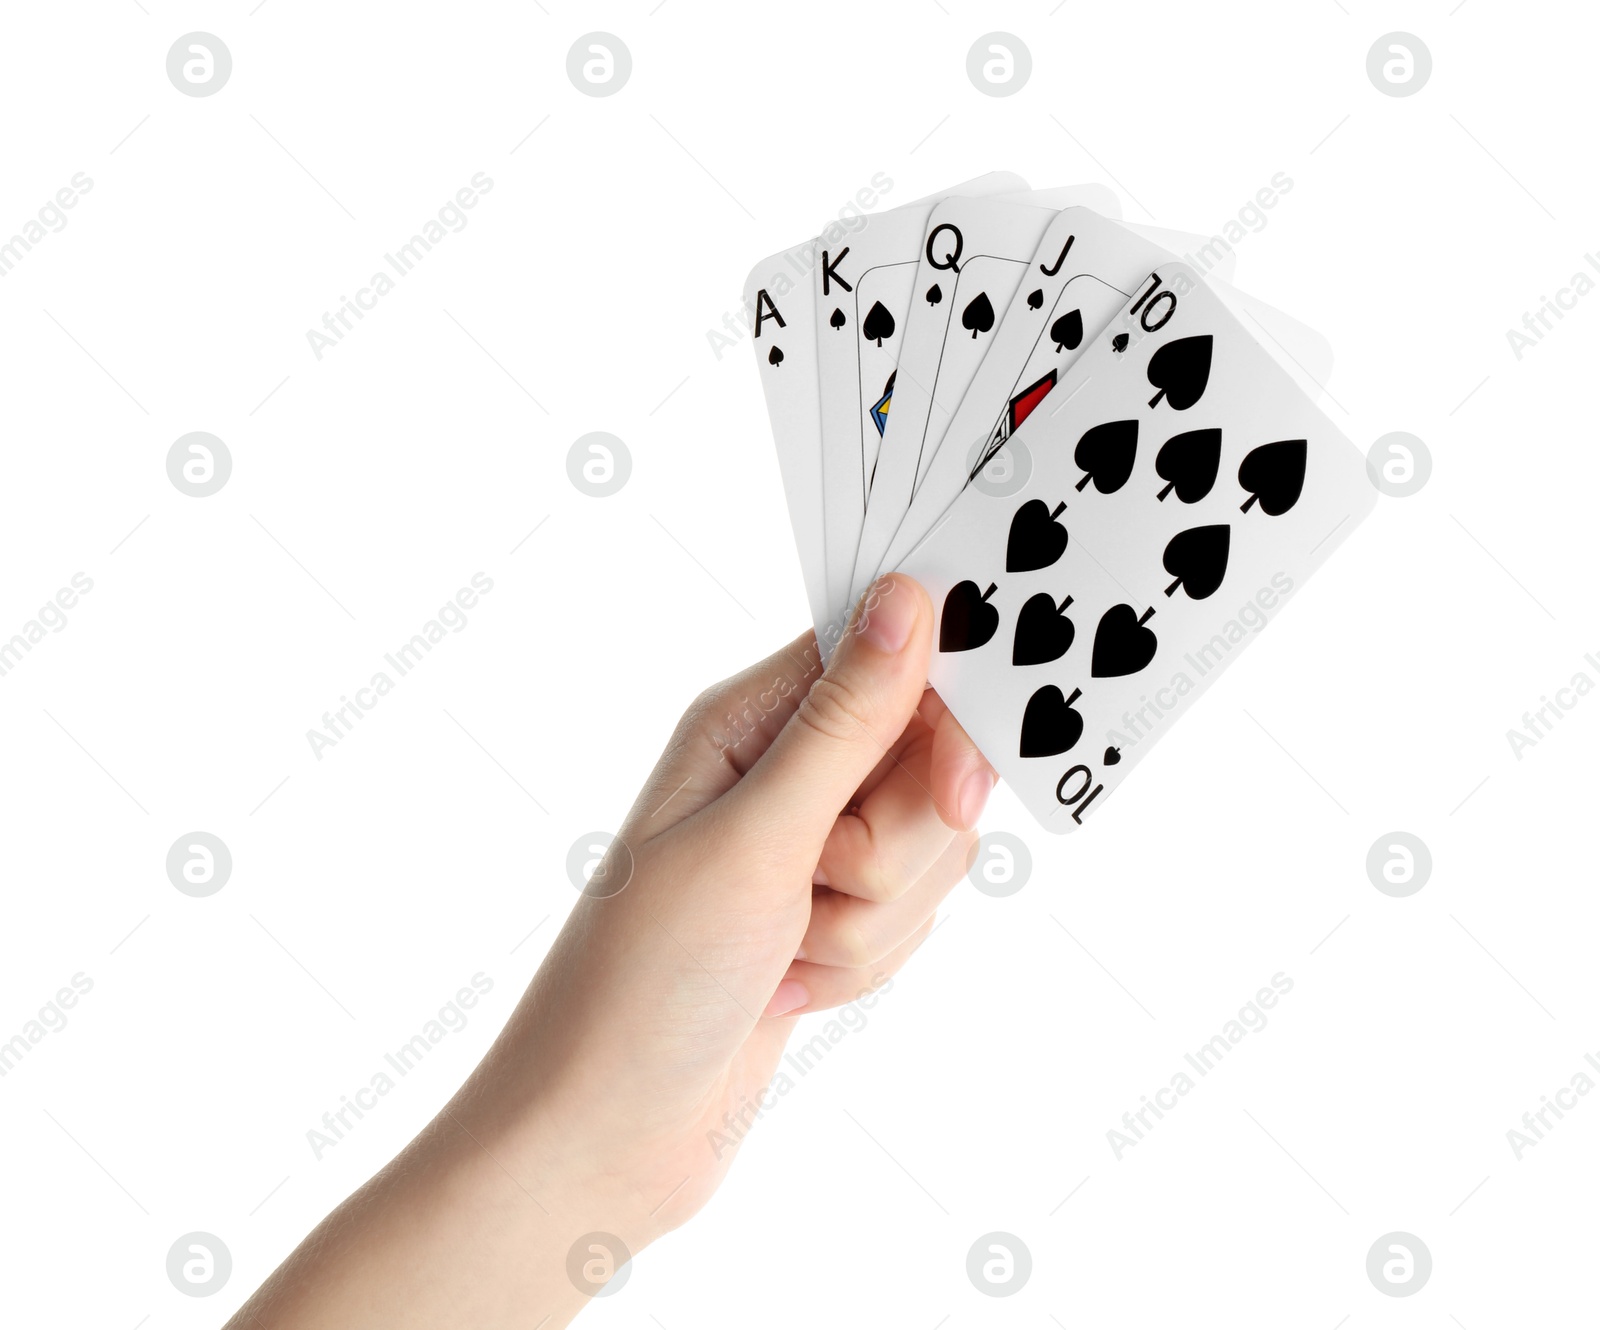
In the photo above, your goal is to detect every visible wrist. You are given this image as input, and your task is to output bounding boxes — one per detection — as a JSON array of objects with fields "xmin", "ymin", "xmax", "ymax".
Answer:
[{"xmin": 436, "ymin": 1038, "xmax": 669, "ymax": 1281}]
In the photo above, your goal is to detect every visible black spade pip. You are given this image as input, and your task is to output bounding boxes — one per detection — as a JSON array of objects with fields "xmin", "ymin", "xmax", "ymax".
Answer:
[
  {"xmin": 1019, "ymin": 685, "xmax": 1084, "ymax": 758},
  {"xmin": 1091, "ymin": 604, "xmax": 1158, "ymax": 678},
  {"xmin": 1146, "ymin": 334, "xmax": 1213, "ymax": 410},
  {"xmin": 1162, "ymin": 525, "xmax": 1230, "ymax": 600},
  {"xmin": 1238, "ymin": 439, "xmax": 1307, "ymax": 515},
  {"xmin": 961, "ymin": 292, "xmax": 996, "ymax": 339},
  {"xmin": 1050, "ymin": 308, "xmax": 1083, "ymax": 352},
  {"xmin": 1006, "ymin": 499, "xmax": 1068, "ymax": 572},
  {"xmin": 1155, "ymin": 427, "xmax": 1220, "ymax": 502},
  {"xmin": 861, "ymin": 301, "xmax": 896, "ymax": 346},
  {"xmin": 939, "ymin": 581, "xmax": 999, "ymax": 653},
  {"xmin": 1074, "ymin": 419, "xmax": 1138, "ymax": 494},
  {"xmin": 1013, "ymin": 593, "xmax": 1075, "ymax": 666}
]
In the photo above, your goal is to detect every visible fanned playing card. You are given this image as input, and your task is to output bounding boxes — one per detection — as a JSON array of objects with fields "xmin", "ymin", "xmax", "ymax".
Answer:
[
  {"xmin": 748, "ymin": 174, "xmax": 1032, "ymax": 649},
  {"xmin": 900, "ymin": 263, "xmax": 1375, "ymax": 831},
  {"xmin": 812, "ymin": 173, "xmax": 1028, "ymax": 635},
  {"xmin": 853, "ymin": 207, "xmax": 1229, "ymax": 608},
  {"xmin": 850, "ymin": 195, "xmax": 1092, "ymax": 607},
  {"xmin": 746, "ymin": 241, "xmax": 832, "ymax": 644},
  {"xmin": 868, "ymin": 210, "xmax": 1336, "ymax": 597},
  {"xmin": 812, "ymin": 180, "xmax": 1117, "ymax": 639},
  {"xmin": 859, "ymin": 206, "xmax": 1177, "ymax": 600}
]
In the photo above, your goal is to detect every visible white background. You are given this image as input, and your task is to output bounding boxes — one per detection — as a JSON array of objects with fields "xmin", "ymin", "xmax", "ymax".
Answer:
[{"xmin": 1, "ymin": 1, "xmax": 1595, "ymax": 1325}]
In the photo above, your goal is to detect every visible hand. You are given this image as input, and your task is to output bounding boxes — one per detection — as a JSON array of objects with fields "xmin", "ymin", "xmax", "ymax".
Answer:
[{"xmin": 226, "ymin": 574, "xmax": 995, "ymax": 1329}]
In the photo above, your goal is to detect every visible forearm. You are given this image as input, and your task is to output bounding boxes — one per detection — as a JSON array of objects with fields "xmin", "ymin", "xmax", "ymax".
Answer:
[
  {"xmin": 223, "ymin": 1109, "xmax": 601, "ymax": 1330},
  {"xmin": 223, "ymin": 585, "xmax": 973, "ymax": 1327}
]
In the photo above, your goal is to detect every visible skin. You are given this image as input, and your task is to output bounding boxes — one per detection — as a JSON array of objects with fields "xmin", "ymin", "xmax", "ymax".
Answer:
[{"xmin": 224, "ymin": 574, "xmax": 994, "ymax": 1329}]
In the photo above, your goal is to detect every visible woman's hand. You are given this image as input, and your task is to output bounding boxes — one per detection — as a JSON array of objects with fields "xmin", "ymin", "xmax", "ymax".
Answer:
[{"xmin": 226, "ymin": 574, "xmax": 995, "ymax": 1330}]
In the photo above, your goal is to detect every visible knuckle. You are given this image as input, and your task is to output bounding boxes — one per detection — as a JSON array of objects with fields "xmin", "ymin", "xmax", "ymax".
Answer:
[
  {"xmin": 675, "ymin": 678, "xmax": 764, "ymax": 769},
  {"xmin": 866, "ymin": 859, "xmax": 912, "ymax": 901},
  {"xmin": 672, "ymin": 683, "xmax": 722, "ymax": 744},
  {"xmin": 795, "ymin": 674, "xmax": 871, "ymax": 746},
  {"xmin": 836, "ymin": 830, "xmax": 909, "ymax": 902},
  {"xmin": 828, "ymin": 919, "xmax": 879, "ymax": 969}
]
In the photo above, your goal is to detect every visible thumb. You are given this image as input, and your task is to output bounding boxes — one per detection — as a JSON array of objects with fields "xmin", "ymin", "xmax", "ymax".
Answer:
[{"xmin": 732, "ymin": 574, "xmax": 933, "ymax": 852}]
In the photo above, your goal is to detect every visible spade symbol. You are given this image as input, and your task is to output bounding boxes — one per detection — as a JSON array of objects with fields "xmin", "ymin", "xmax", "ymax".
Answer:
[
  {"xmin": 1103, "ymin": 746, "xmax": 1122, "ymax": 766},
  {"xmin": 1155, "ymin": 427, "xmax": 1221, "ymax": 502},
  {"xmin": 1073, "ymin": 419, "xmax": 1138, "ymax": 494},
  {"xmin": 1111, "ymin": 332, "xmax": 1130, "ymax": 353},
  {"xmin": 1146, "ymin": 334, "xmax": 1213, "ymax": 410},
  {"xmin": 861, "ymin": 301, "xmax": 895, "ymax": 346},
  {"xmin": 1162, "ymin": 524, "xmax": 1231, "ymax": 600},
  {"xmin": 767, "ymin": 345, "xmax": 784, "ymax": 367},
  {"xmin": 1091, "ymin": 604, "xmax": 1158, "ymax": 678},
  {"xmin": 926, "ymin": 283, "xmax": 943, "ymax": 306},
  {"xmin": 1020, "ymin": 685, "xmax": 1084, "ymax": 759},
  {"xmin": 1050, "ymin": 308, "xmax": 1084, "ymax": 353},
  {"xmin": 830, "ymin": 307, "xmax": 846, "ymax": 330},
  {"xmin": 1239, "ymin": 439, "xmax": 1307, "ymax": 515},
  {"xmin": 961, "ymin": 291, "xmax": 996, "ymax": 339},
  {"xmin": 939, "ymin": 581, "xmax": 999, "ymax": 653},
  {"xmin": 1027, "ymin": 288, "xmax": 1044, "ymax": 310},
  {"xmin": 1006, "ymin": 499, "xmax": 1069, "ymax": 573},
  {"xmin": 1013, "ymin": 592, "xmax": 1075, "ymax": 666}
]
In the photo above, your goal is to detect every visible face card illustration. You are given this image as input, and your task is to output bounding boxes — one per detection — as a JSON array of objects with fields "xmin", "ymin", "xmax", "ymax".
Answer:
[
  {"xmin": 813, "ymin": 173, "xmax": 1029, "ymax": 635},
  {"xmin": 870, "ymin": 208, "xmax": 1177, "ymax": 586},
  {"xmin": 745, "ymin": 240, "xmax": 833, "ymax": 647},
  {"xmin": 901, "ymin": 264, "xmax": 1376, "ymax": 832}
]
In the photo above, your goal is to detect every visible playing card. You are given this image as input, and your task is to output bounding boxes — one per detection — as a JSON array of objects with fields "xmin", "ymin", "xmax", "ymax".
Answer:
[
  {"xmin": 1207, "ymin": 275, "xmax": 1336, "ymax": 408},
  {"xmin": 747, "ymin": 174, "xmax": 1032, "ymax": 650},
  {"xmin": 812, "ymin": 171, "xmax": 1024, "ymax": 633},
  {"xmin": 868, "ymin": 212, "xmax": 1335, "ymax": 596},
  {"xmin": 900, "ymin": 263, "xmax": 1375, "ymax": 832},
  {"xmin": 1128, "ymin": 224, "xmax": 1237, "ymax": 285},
  {"xmin": 812, "ymin": 180, "xmax": 1116, "ymax": 639},
  {"xmin": 853, "ymin": 206, "xmax": 1177, "ymax": 604},
  {"xmin": 745, "ymin": 241, "xmax": 833, "ymax": 643},
  {"xmin": 848, "ymin": 195, "xmax": 1079, "ymax": 607}
]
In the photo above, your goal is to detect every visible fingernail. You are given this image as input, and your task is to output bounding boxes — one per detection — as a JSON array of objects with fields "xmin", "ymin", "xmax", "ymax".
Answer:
[
  {"xmin": 855, "ymin": 578, "xmax": 917, "ymax": 655},
  {"xmin": 959, "ymin": 768, "xmax": 996, "ymax": 828},
  {"xmin": 764, "ymin": 978, "xmax": 809, "ymax": 1017}
]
